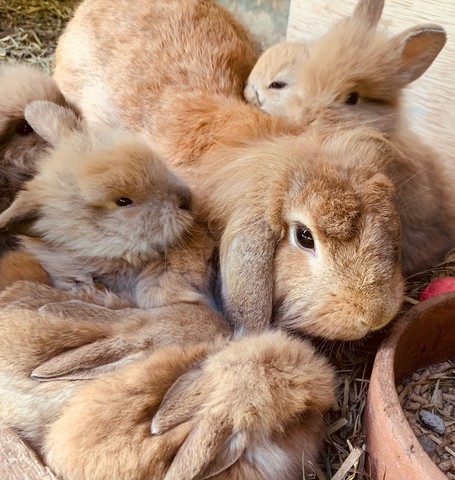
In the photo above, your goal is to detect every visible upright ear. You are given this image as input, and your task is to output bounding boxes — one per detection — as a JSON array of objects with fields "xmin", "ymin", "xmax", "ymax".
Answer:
[
  {"xmin": 391, "ymin": 24, "xmax": 446, "ymax": 86},
  {"xmin": 352, "ymin": 0, "xmax": 384, "ymax": 27},
  {"xmin": 24, "ymin": 100, "xmax": 83, "ymax": 146},
  {"xmin": 219, "ymin": 216, "xmax": 278, "ymax": 332},
  {"xmin": 0, "ymin": 190, "xmax": 41, "ymax": 235}
]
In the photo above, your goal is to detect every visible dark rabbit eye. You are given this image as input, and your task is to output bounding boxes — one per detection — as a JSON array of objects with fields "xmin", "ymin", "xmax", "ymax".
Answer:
[
  {"xmin": 115, "ymin": 197, "xmax": 133, "ymax": 207},
  {"xmin": 345, "ymin": 91, "xmax": 360, "ymax": 105},
  {"xmin": 268, "ymin": 81, "xmax": 287, "ymax": 89},
  {"xmin": 295, "ymin": 225, "xmax": 315, "ymax": 250},
  {"xmin": 16, "ymin": 120, "xmax": 34, "ymax": 136}
]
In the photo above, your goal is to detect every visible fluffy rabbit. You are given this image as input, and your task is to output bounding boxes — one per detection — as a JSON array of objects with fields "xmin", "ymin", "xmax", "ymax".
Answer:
[
  {"xmin": 0, "ymin": 100, "xmax": 214, "ymax": 310},
  {"xmin": 0, "ymin": 63, "xmax": 72, "ymax": 254},
  {"xmin": 0, "ymin": 285, "xmax": 335, "ymax": 480},
  {"xmin": 53, "ymin": 0, "xmax": 405, "ymax": 335},
  {"xmin": 243, "ymin": 0, "xmax": 455, "ymax": 277}
]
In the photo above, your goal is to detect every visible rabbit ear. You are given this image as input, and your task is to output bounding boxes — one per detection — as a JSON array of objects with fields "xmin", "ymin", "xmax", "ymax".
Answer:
[
  {"xmin": 31, "ymin": 336, "xmax": 137, "ymax": 381},
  {"xmin": 0, "ymin": 190, "xmax": 41, "ymax": 235},
  {"xmin": 352, "ymin": 0, "xmax": 384, "ymax": 27},
  {"xmin": 24, "ymin": 100, "xmax": 82, "ymax": 146},
  {"xmin": 151, "ymin": 366, "xmax": 205, "ymax": 435},
  {"xmin": 391, "ymin": 24, "xmax": 446, "ymax": 86},
  {"xmin": 164, "ymin": 417, "xmax": 247, "ymax": 480},
  {"xmin": 219, "ymin": 217, "xmax": 278, "ymax": 331}
]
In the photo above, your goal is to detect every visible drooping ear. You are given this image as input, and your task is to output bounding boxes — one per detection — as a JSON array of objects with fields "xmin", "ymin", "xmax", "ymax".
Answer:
[
  {"xmin": 151, "ymin": 366, "xmax": 205, "ymax": 435},
  {"xmin": 164, "ymin": 416, "xmax": 247, "ymax": 480},
  {"xmin": 24, "ymin": 100, "xmax": 83, "ymax": 146},
  {"xmin": 0, "ymin": 190, "xmax": 41, "ymax": 235},
  {"xmin": 31, "ymin": 336, "xmax": 137, "ymax": 381},
  {"xmin": 219, "ymin": 216, "xmax": 278, "ymax": 332},
  {"xmin": 391, "ymin": 24, "xmax": 447, "ymax": 86},
  {"xmin": 352, "ymin": 0, "xmax": 384, "ymax": 27}
]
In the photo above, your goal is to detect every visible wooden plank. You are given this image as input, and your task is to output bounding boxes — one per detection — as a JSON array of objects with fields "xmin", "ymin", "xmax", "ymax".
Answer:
[
  {"xmin": 287, "ymin": 0, "xmax": 455, "ymax": 179},
  {"xmin": 0, "ymin": 426, "xmax": 57, "ymax": 480}
]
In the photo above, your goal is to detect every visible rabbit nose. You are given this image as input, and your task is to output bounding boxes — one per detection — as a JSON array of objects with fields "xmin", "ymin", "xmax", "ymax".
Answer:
[{"xmin": 178, "ymin": 188, "xmax": 192, "ymax": 211}]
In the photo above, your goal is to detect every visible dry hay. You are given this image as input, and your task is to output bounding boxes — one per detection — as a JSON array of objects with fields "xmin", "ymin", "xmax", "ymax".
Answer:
[
  {"xmin": 1, "ymin": 1, "xmax": 455, "ymax": 479},
  {"xmin": 0, "ymin": 0, "xmax": 79, "ymax": 72}
]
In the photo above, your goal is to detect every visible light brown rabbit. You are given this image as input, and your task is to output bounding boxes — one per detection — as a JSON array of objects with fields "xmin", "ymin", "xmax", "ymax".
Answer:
[
  {"xmin": 243, "ymin": 0, "xmax": 455, "ymax": 277},
  {"xmin": 0, "ymin": 100, "xmax": 217, "ymax": 309},
  {"xmin": 53, "ymin": 0, "xmax": 405, "ymax": 336},
  {"xmin": 0, "ymin": 63, "xmax": 73, "ymax": 254},
  {"xmin": 0, "ymin": 286, "xmax": 335, "ymax": 480}
]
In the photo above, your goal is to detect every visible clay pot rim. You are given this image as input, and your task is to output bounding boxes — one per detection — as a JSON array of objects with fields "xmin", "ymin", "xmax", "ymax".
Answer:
[{"xmin": 364, "ymin": 291, "xmax": 455, "ymax": 480}]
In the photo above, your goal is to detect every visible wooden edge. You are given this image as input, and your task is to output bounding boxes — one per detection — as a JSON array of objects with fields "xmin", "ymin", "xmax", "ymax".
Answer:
[{"xmin": 0, "ymin": 425, "xmax": 58, "ymax": 480}]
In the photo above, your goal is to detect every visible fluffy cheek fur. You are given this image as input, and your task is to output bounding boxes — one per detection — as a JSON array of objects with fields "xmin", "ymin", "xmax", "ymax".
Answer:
[{"xmin": 272, "ymin": 241, "xmax": 402, "ymax": 341}]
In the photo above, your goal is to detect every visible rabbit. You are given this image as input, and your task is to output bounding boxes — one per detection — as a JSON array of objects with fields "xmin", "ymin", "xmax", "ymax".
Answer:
[
  {"xmin": 243, "ymin": 0, "xmax": 455, "ymax": 278},
  {"xmin": 0, "ymin": 100, "xmax": 217, "ymax": 310},
  {"xmin": 52, "ymin": 0, "xmax": 404, "ymax": 335},
  {"xmin": 0, "ymin": 286, "xmax": 335, "ymax": 480},
  {"xmin": 0, "ymin": 63, "xmax": 73, "ymax": 254}
]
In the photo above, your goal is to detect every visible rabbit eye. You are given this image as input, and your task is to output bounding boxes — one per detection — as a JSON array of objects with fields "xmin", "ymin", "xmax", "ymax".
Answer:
[
  {"xmin": 268, "ymin": 81, "xmax": 287, "ymax": 89},
  {"xmin": 345, "ymin": 91, "xmax": 359, "ymax": 105},
  {"xmin": 295, "ymin": 225, "xmax": 315, "ymax": 250},
  {"xmin": 115, "ymin": 197, "xmax": 133, "ymax": 207},
  {"xmin": 16, "ymin": 120, "xmax": 34, "ymax": 136}
]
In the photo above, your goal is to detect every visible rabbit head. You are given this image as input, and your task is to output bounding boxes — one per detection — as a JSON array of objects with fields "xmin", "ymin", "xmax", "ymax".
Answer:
[
  {"xmin": 204, "ymin": 128, "xmax": 404, "ymax": 339},
  {"xmin": 0, "ymin": 101, "xmax": 193, "ymax": 263},
  {"xmin": 243, "ymin": 0, "xmax": 446, "ymax": 134}
]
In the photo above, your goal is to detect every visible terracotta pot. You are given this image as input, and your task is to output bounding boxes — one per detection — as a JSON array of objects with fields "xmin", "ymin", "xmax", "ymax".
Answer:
[{"xmin": 364, "ymin": 291, "xmax": 455, "ymax": 480}]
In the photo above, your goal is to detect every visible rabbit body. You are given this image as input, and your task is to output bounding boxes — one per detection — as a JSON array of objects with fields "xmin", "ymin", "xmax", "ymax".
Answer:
[
  {"xmin": 0, "ymin": 63, "xmax": 71, "ymax": 254},
  {"xmin": 0, "ymin": 101, "xmax": 216, "ymax": 309},
  {"xmin": 0, "ymin": 283, "xmax": 334, "ymax": 480},
  {"xmin": 243, "ymin": 0, "xmax": 455, "ymax": 276}
]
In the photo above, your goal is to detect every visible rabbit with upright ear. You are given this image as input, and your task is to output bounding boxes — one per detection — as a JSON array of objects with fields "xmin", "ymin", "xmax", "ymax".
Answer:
[
  {"xmin": 0, "ymin": 63, "xmax": 74, "ymax": 254},
  {"xmin": 243, "ymin": 0, "xmax": 454, "ymax": 276},
  {"xmin": 0, "ymin": 100, "xmax": 217, "ymax": 309},
  {"xmin": 0, "ymin": 287, "xmax": 335, "ymax": 480}
]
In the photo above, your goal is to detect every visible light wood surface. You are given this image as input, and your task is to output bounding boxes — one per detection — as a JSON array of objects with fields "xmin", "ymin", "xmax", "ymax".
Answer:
[
  {"xmin": 287, "ymin": 0, "xmax": 455, "ymax": 178},
  {"xmin": 0, "ymin": 426, "xmax": 58, "ymax": 480}
]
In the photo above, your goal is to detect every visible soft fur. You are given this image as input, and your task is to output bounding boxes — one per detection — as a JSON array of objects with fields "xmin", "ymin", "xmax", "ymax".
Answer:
[
  {"xmin": 0, "ymin": 63, "xmax": 71, "ymax": 253},
  {"xmin": 0, "ymin": 285, "xmax": 335, "ymax": 480},
  {"xmin": 243, "ymin": 0, "xmax": 455, "ymax": 276},
  {"xmin": 0, "ymin": 101, "xmax": 214, "ymax": 309},
  {"xmin": 53, "ymin": 0, "xmax": 404, "ymax": 334}
]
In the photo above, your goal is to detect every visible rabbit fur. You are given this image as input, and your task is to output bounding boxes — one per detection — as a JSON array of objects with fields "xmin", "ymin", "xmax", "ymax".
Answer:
[
  {"xmin": 0, "ymin": 282, "xmax": 335, "ymax": 480},
  {"xmin": 0, "ymin": 100, "xmax": 217, "ymax": 310},
  {"xmin": 243, "ymin": 0, "xmax": 455, "ymax": 277},
  {"xmin": 0, "ymin": 63, "xmax": 71, "ymax": 254},
  {"xmin": 53, "ymin": 0, "xmax": 405, "ymax": 335}
]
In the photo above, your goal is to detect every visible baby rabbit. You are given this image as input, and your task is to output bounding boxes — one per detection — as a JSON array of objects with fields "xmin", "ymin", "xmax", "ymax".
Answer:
[
  {"xmin": 0, "ymin": 290, "xmax": 335, "ymax": 480},
  {"xmin": 243, "ymin": 0, "xmax": 455, "ymax": 277},
  {"xmin": 53, "ymin": 0, "xmax": 403, "ymax": 334},
  {"xmin": 0, "ymin": 100, "xmax": 213, "ymax": 310},
  {"xmin": 0, "ymin": 63, "xmax": 71, "ymax": 254}
]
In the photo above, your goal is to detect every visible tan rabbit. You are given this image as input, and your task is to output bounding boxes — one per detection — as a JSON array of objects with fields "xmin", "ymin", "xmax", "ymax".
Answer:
[
  {"xmin": 0, "ymin": 286, "xmax": 335, "ymax": 480},
  {"xmin": 0, "ymin": 63, "xmax": 74, "ymax": 254},
  {"xmin": 53, "ymin": 0, "xmax": 405, "ymax": 335},
  {"xmin": 0, "ymin": 100, "xmax": 215, "ymax": 310},
  {"xmin": 243, "ymin": 0, "xmax": 455, "ymax": 277}
]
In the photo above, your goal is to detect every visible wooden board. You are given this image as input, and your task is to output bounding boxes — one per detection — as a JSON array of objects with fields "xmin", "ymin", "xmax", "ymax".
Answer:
[
  {"xmin": 0, "ymin": 426, "xmax": 58, "ymax": 480},
  {"xmin": 287, "ymin": 0, "xmax": 455, "ymax": 179}
]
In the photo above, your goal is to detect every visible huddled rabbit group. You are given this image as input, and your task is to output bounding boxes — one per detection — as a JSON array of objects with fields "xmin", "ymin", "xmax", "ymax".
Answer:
[{"xmin": 0, "ymin": 0, "xmax": 453, "ymax": 478}]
